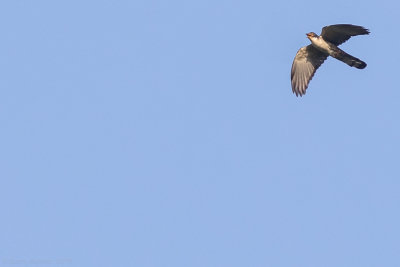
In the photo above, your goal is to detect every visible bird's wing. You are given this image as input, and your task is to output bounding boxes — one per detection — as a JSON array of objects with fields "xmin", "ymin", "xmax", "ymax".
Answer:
[
  {"xmin": 291, "ymin": 45, "xmax": 328, "ymax": 96},
  {"xmin": 320, "ymin": 24, "xmax": 369, "ymax": 46}
]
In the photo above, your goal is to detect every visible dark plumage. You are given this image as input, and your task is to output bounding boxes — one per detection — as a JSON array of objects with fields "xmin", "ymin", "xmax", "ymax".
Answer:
[{"xmin": 291, "ymin": 24, "xmax": 369, "ymax": 96}]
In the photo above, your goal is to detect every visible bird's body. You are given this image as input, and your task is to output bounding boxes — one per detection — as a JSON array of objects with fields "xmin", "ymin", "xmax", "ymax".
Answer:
[
  {"xmin": 291, "ymin": 24, "xmax": 369, "ymax": 96},
  {"xmin": 307, "ymin": 32, "xmax": 367, "ymax": 69},
  {"xmin": 307, "ymin": 33, "xmax": 333, "ymax": 54}
]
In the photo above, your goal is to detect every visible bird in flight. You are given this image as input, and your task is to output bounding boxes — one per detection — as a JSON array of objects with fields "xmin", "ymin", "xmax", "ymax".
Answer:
[{"xmin": 291, "ymin": 24, "xmax": 369, "ymax": 96}]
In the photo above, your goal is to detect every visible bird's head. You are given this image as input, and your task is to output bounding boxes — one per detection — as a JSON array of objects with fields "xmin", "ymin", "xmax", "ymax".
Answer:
[{"xmin": 306, "ymin": 32, "xmax": 318, "ymax": 39}]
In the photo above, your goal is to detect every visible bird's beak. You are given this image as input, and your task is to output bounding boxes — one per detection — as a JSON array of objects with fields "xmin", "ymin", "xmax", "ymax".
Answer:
[{"xmin": 306, "ymin": 33, "xmax": 311, "ymax": 38}]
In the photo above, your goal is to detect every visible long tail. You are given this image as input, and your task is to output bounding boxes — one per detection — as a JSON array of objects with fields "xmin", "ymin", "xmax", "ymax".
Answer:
[{"xmin": 333, "ymin": 49, "xmax": 367, "ymax": 69}]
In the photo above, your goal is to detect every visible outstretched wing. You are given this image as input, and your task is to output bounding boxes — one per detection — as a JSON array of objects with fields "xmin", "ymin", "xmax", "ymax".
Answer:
[
  {"xmin": 320, "ymin": 24, "xmax": 370, "ymax": 46},
  {"xmin": 291, "ymin": 45, "xmax": 328, "ymax": 96}
]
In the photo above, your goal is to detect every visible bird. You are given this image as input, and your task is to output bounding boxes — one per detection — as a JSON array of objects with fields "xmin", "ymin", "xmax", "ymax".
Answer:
[{"xmin": 291, "ymin": 24, "xmax": 369, "ymax": 96}]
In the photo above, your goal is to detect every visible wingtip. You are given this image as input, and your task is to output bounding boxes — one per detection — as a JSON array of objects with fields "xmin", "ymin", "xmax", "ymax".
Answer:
[
  {"xmin": 359, "ymin": 25, "xmax": 370, "ymax": 35},
  {"xmin": 292, "ymin": 90, "xmax": 305, "ymax": 97},
  {"xmin": 362, "ymin": 26, "xmax": 370, "ymax": 35}
]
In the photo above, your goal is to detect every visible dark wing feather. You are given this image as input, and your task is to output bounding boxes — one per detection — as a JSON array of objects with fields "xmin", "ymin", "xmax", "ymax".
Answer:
[
  {"xmin": 320, "ymin": 24, "xmax": 369, "ymax": 46},
  {"xmin": 291, "ymin": 45, "xmax": 328, "ymax": 96}
]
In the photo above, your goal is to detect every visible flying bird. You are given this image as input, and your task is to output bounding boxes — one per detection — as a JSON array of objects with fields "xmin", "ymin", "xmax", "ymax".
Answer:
[{"xmin": 291, "ymin": 24, "xmax": 369, "ymax": 96}]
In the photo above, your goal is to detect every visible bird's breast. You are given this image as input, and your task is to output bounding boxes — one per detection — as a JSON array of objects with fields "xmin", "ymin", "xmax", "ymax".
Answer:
[{"xmin": 310, "ymin": 37, "xmax": 333, "ymax": 54}]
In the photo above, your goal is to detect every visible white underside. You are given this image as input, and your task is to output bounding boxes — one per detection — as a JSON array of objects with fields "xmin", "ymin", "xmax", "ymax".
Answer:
[{"xmin": 309, "ymin": 37, "xmax": 332, "ymax": 54}]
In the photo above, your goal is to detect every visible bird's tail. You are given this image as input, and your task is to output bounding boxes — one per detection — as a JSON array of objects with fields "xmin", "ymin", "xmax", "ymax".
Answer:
[{"xmin": 334, "ymin": 50, "xmax": 367, "ymax": 69}]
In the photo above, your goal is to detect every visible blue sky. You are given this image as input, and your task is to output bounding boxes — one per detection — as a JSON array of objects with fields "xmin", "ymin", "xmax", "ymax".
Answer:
[{"xmin": 1, "ymin": 0, "xmax": 399, "ymax": 266}]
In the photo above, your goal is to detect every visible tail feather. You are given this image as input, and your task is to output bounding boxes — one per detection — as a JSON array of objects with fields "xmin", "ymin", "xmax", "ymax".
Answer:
[{"xmin": 334, "ymin": 50, "xmax": 367, "ymax": 69}]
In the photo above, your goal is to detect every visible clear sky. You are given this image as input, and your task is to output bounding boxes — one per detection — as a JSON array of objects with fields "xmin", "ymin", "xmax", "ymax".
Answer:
[{"xmin": 1, "ymin": 0, "xmax": 399, "ymax": 266}]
